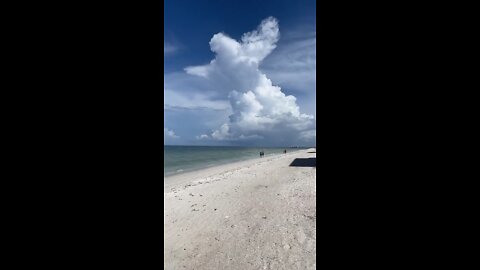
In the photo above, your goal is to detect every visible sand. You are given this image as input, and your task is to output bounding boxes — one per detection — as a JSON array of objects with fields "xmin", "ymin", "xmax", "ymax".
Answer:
[{"xmin": 164, "ymin": 149, "xmax": 316, "ymax": 270}]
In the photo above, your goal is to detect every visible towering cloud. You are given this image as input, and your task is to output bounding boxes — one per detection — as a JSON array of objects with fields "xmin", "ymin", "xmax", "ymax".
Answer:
[{"xmin": 185, "ymin": 17, "xmax": 315, "ymax": 145}]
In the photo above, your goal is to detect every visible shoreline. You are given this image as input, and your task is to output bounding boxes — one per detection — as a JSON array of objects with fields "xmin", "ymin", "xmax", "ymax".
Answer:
[
  {"xmin": 164, "ymin": 148, "xmax": 306, "ymax": 178},
  {"xmin": 164, "ymin": 149, "xmax": 306, "ymax": 192}
]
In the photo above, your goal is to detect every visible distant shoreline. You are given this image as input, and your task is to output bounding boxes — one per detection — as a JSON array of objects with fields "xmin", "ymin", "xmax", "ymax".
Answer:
[
  {"xmin": 164, "ymin": 149, "xmax": 309, "ymax": 191},
  {"xmin": 164, "ymin": 147, "xmax": 307, "ymax": 178}
]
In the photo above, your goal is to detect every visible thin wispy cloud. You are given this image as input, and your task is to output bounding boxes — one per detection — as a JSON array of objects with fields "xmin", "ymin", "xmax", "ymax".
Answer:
[
  {"xmin": 164, "ymin": 72, "xmax": 231, "ymax": 112},
  {"xmin": 261, "ymin": 37, "xmax": 315, "ymax": 92},
  {"xmin": 164, "ymin": 41, "xmax": 177, "ymax": 55}
]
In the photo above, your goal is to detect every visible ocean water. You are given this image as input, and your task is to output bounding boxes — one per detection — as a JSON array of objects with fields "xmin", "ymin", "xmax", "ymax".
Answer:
[{"xmin": 164, "ymin": 145, "xmax": 305, "ymax": 177}]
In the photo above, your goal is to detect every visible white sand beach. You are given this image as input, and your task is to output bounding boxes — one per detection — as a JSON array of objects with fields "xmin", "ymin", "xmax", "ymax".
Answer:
[{"xmin": 164, "ymin": 148, "xmax": 316, "ymax": 269}]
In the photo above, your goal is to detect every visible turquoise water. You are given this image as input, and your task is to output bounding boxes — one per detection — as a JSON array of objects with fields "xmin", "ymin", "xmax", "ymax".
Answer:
[{"xmin": 164, "ymin": 145, "xmax": 305, "ymax": 177}]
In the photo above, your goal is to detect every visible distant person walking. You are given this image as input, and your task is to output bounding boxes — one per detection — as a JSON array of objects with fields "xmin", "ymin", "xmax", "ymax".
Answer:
[
  {"xmin": 284, "ymin": 149, "xmax": 287, "ymax": 154},
  {"xmin": 260, "ymin": 151, "xmax": 264, "ymax": 158}
]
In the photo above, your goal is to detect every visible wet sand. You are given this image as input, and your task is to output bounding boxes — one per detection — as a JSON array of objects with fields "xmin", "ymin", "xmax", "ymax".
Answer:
[{"xmin": 164, "ymin": 149, "xmax": 316, "ymax": 270}]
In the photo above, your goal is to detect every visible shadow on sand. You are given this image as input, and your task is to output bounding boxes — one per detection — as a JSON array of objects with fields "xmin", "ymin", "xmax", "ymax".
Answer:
[
  {"xmin": 289, "ymin": 158, "xmax": 316, "ymax": 167},
  {"xmin": 307, "ymin": 151, "xmax": 316, "ymax": 153}
]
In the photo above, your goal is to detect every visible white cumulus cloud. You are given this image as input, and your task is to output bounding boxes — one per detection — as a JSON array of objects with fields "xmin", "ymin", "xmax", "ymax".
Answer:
[
  {"xmin": 185, "ymin": 17, "xmax": 315, "ymax": 145},
  {"xmin": 164, "ymin": 127, "xmax": 179, "ymax": 138},
  {"xmin": 196, "ymin": 134, "xmax": 209, "ymax": 140}
]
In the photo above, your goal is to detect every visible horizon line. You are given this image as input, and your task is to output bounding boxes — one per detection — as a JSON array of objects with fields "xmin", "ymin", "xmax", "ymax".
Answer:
[{"xmin": 164, "ymin": 144, "xmax": 315, "ymax": 148}]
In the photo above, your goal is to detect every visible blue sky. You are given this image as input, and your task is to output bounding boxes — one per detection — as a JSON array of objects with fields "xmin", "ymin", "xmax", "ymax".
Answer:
[{"xmin": 164, "ymin": 0, "xmax": 316, "ymax": 147}]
